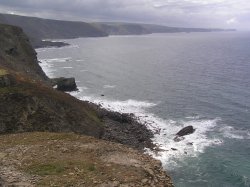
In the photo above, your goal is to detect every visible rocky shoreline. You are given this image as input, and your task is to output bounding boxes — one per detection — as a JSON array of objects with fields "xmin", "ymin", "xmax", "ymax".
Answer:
[{"xmin": 0, "ymin": 23, "xmax": 174, "ymax": 186}]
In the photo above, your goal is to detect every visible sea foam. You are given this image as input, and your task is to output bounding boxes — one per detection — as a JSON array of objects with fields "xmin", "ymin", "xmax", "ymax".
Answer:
[
  {"xmin": 39, "ymin": 57, "xmax": 72, "ymax": 77},
  {"xmin": 38, "ymin": 52, "xmax": 224, "ymax": 169},
  {"xmin": 219, "ymin": 126, "xmax": 250, "ymax": 140},
  {"xmin": 69, "ymin": 92, "xmax": 223, "ymax": 169}
]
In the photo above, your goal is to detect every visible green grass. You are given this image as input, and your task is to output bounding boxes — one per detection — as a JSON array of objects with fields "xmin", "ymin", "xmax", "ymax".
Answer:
[
  {"xmin": 0, "ymin": 87, "xmax": 21, "ymax": 94},
  {"xmin": 87, "ymin": 163, "xmax": 96, "ymax": 172},
  {"xmin": 27, "ymin": 163, "xmax": 65, "ymax": 176},
  {"xmin": 0, "ymin": 69, "xmax": 8, "ymax": 76}
]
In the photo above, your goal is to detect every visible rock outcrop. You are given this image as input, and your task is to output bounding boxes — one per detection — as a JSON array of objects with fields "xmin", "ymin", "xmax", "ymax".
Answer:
[
  {"xmin": 176, "ymin": 125, "xmax": 195, "ymax": 137},
  {"xmin": 0, "ymin": 24, "xmax": 49, "ymax": 83},
  {"xmin": 51, "ymin": 77, "xmax": 78, "ymax": 92},
  {"xmin": 174, "ymin": 125, "xmax": 195, "ymax": 142}
]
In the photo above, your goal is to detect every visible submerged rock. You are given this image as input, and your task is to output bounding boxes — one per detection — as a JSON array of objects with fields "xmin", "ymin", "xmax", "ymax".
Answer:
[{"xmin": 51, "ymin": 77, "xmax": 77, "ymax": 92}]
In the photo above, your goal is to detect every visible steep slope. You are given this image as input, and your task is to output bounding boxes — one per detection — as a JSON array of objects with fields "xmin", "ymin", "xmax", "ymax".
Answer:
[
  {"xmin": 0, "ymin": 22, "xmax": 174, "ymax": 187},
  {"xmin": 0, "ymin": 24, "xmax": 48, "ymax": 82},
  {"xmin": 0, "ymin": 23, "xmax": 154, "ymax": 150},
  {"xmin": 0, "ymin": 23, "xmax": 105, "ymax": 140}
]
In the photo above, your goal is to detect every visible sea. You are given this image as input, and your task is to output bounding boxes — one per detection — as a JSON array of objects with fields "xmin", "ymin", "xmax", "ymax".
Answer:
[{"xmin": 36, "ymin": 32, "xmax": 250, "ymax": 187}]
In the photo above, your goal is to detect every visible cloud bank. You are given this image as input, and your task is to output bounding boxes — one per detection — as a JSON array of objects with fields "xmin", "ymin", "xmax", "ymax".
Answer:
[{"xmin": 0, "ymin": 0, "xmax": 250, "ymax": 29}]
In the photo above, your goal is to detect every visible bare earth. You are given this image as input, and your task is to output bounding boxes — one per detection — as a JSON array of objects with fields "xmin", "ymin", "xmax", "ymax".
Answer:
[{"xmin": 0, "ymin": 132, "xmax": 173, "ymax": 187}]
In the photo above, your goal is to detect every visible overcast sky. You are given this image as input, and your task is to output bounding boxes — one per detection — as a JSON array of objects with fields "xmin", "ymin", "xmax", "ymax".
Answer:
[{"xmin": 0, "ymin": 0, "xmax": 250, "ymax": 30}]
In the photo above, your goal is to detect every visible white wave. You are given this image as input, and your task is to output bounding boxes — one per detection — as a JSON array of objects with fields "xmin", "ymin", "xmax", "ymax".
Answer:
[
  {"xmin": 40, "ymin": 57, "xmax": 71, "ymax": 63},
  {"xmin": 76, "ymin": 59, "xmax": 85, "ymax": 62},
  {"xmin": 38, "ymin": 59, "xmax": 56, "ymax": 78},
  {"xmin": 38, "ymin": 57, "xmax": 72, "ymax": 78},
  {"xmin": 61, "ymin": 44, "xmax": 79, "ymax": 49},
  {"xmin": 82, "ymin": 86, "xmax": 89, "ymax": 90},
  {"xmin": 78, "ymin": 96, "xmax": 156, "ymax": 114},
  {"xmin": 36, "ymin": 44, "xmax": 79, "ymax": 53},
  {"xmin": 61, "ymin": 67, "xmax": 73, "ymax": 69},
  {"xmin": 80, "ymin": 69, "xmax": 89, "ymax": 72},
  {"xmin": 149, "ymin": 117, "xmax": 222, "ymax": 168},
  {"xmin": 36, "ymin": 48, "xmax": 48, "ymax": 53},
  {"xmin": 41, "ymin": 39, "xmax": 63, "ymax": 42},
  {"xmin": 220, "ymin": 126, "xmax": 250, "ymax": 140},
  {"xmin": 69, "ymin": 93, "xmax": 223, "ymax": 169},
  {"xmin": 185, "ymin": 115, "xmax": 200, "ymax": 120},
  {"xmin": 103, "ymin": 85, "xmax": 116, "ymax": 89}
]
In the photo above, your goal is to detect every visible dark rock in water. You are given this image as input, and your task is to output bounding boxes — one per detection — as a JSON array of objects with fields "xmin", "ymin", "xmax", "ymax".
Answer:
[
  {"xmin": 176, "ymin": 125, "xmax": 195, "ymax": 137},
  {"xmin": 171, "ymin": 148, "xmax": 178, "ymax": 151},
  {"xmin": 51, "ymin": 77, "xmax": 77, "ymax": 92}
]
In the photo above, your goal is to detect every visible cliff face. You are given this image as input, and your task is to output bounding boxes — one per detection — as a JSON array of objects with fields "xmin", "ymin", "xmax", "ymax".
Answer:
[
  {"xmin": 0, "ymin": 23, "xmax": 174, "ymax": 186},
  {"xmin": 0, "ymin": 24, "xmax": 48, "ymax": 82},
  {"xmin": 0, "ymin": 23, "xmax": 154, "ymax": 150},
  {"xmin": 0, "ymin": 24, "xmax": 103, "ymax": 137}
]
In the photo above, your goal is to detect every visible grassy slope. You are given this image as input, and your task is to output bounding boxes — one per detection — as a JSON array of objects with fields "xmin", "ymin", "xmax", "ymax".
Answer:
[
  {"xmin": 0, "ymin": 68, "xmax": 103, "ymax": 136},
  {"xmin": 0, "ymin": 23, "xmax": 103, "ymax": 137}
]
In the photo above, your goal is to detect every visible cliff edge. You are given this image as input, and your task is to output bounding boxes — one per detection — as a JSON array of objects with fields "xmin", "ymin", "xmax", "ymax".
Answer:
[{"xmin": 0, "ymin": 23, "xmax": 174, "ymax": 186}]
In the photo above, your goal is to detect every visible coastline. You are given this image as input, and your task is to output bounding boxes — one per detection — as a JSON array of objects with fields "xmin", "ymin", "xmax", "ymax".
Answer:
[
  {"xmin": 35, "ymin": 42, "xmax": 160, "ymax": 152},
  {"xmin": 0, "ymin": 23, "xmax": 174, "ymax": 186}
]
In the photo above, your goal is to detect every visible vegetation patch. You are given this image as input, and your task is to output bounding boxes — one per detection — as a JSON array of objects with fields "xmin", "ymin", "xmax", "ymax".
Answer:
[
  {"xmin": 0, "ymin": 69, "xmax": 8, "ymax": 76},
  {"xmin": 26, "ymin": 162, "xmax": 65, "ymax": 176}
]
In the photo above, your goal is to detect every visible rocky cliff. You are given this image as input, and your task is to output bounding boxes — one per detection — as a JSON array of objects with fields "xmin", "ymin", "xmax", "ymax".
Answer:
[
  {"xmin": 0, "ymin": 23, "xmax": 174, "ymax": 186},
  {"xmin": 0, "ymin": 23, "xmax": 154, "ymax": 149},
  {"xmin": 0, "ymin": 24, "xmax": 48, "ymax": 82}
]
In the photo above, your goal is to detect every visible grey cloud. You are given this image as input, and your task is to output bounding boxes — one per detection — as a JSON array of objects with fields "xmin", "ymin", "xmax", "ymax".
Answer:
[{"xmin": 0, "ymin": 0, "xmax": 250, "ymax": 29}]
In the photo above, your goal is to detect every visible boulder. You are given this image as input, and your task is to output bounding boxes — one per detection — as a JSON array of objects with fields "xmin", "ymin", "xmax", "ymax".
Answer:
[
  {"xmin": 51, "ymin": 77, "xmax": 77, "ymax": 92},
  {"xmin": 176, "ymin": 125, "xmax": 195, "ymax": 137}
]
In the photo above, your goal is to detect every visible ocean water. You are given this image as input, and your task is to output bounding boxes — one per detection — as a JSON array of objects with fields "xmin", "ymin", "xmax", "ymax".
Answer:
[{"xmin": 37, "ymin": 32, "xmax": 250, "ymax": 187}]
